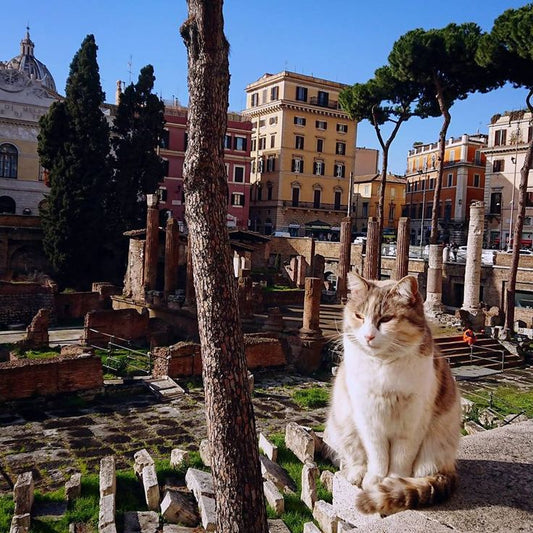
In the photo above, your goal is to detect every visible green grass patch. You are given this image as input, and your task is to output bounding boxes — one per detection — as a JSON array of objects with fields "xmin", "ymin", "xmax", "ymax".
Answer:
[
  {"xmin": 263, "ymin": 285, "xmax": 302, "ymax": 292},
  {"xmin": 13, "ymin": 346, "xmax": 62, "ymax": 360},
  {"xmin": 95, "ymin": 347, "xmax": 151, "ymax": 377},
  {"xmin": 0, "ymin": 495, "xmax": 14, "ymax": 532},
  {"xmin": 464, "ymin": 386, "xmax": 533, "ymax": 419},
  {"xmin": 291, "ymin": 387, "xmax": 330, "ymax": 409}
]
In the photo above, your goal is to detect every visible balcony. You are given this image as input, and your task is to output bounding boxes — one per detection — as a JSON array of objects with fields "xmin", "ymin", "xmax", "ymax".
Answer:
[
  {"xmin": 309, "ymin": 97, "xmax": 339, "ymax": 110},
  {"xmin": 282, "ymin": 200, "xmax": 346, "ymax": 212}
]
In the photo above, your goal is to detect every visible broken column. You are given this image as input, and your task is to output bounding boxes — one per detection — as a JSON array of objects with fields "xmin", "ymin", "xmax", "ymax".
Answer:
[
  {"xmin": 393, "ymin": 217, "xmax": 410, "ymax": 281},
  {"xmin": 13, "ymin": 472, "xmax": 34, "ymax": 516},
  {"xmin": 363, "ymin": 217, "xmax": 379, "ymax": 280},
  {"xmin": 164, "ymin": 217, "xmax": 180, "ymax": 299},
  {"xmin": 295, "ymin": 256, "xmax": 308, "ymax": 288},
  {"xmin": 143, "ymin": 194, "xmax": 159, "ymax": 292},
  {"xmin": 461, "ymin": 201, "xmax": 485, "ymax": 330},
  {"xmin": 424, "ymin": 244, "xmax": 445, "ymax": 317},
  {"xmin": 25, "ymin": 309, "xmax": 49, "ymax": 348},
  {"xmin": 336, "ymin": 216, "xmax": 352, "ymax": 303}
]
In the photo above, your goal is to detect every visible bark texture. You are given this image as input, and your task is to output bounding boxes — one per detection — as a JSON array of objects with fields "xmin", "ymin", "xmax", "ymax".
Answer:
[{"xmin": 180, "ymin": 2, "xmax": 268, "ymax": 531}]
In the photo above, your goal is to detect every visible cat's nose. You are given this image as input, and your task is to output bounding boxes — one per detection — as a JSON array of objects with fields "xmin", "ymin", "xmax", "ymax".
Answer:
[{"xmin": 365, "ymin": 334, "xmax": 375, "ymax": 343}]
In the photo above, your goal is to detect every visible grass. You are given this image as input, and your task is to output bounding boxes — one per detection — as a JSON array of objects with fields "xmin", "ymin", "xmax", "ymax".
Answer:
[
  {"xmin": 291, "ymin": 387, "xmax": 330, "ymax": 409},
  {"xmin": 11, "ymin": 346, "xmax": 62, "ymax": 360},
  {"xmin": 95, "ymin": 347, "xmax": 151, "ymax": 377},
  {"xmin": 463, "ymin": 386, "xmax": 533, "ymax": 421}
]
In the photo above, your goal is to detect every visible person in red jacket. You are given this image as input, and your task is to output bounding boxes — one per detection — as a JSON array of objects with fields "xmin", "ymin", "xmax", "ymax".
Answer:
[{"xmin": 463, "ymin": 328, "xmax": 476, "ymax": 346}]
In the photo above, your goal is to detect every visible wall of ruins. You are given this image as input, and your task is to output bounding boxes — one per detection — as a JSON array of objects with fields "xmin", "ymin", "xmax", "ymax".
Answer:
[
  {"xmin": 0, "ymin": 281, "xmax": 54, "ymax": 327},
  {"xmin": 0, "ymin": 354, "xmax": 103, "ymax": 401},
  {"xmin": 84, "ymin": 308, "xmax": 150, "ymax": 347}
]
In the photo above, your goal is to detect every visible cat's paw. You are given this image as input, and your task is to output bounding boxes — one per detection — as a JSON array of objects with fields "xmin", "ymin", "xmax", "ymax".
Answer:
[
  {"xmin": 341, "ymin": 465, "xmax": 366, "ymax": 487},
  {"xmin": 362, "ymin": 472, "xmax": 383, "ymax": 490}
]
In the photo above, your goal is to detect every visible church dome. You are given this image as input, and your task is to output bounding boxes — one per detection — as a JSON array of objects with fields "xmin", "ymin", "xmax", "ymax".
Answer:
[{"xmin": 3, "ymin": 29, "xmax": 56, "ymax": 92}]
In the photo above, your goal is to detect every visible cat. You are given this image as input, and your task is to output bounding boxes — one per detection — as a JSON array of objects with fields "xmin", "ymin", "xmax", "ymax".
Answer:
[{"xmin": 325, "ymin": 272, "xmax": 461, "ymax": 515}]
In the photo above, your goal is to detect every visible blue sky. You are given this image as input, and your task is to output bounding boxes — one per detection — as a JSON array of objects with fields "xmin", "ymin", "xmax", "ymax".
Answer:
[{"xmin": 2, "ymin": 0, "xmax": 530, "ymax": 174}]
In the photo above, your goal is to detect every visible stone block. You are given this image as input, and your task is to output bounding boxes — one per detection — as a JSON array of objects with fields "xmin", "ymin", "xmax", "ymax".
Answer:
[
  {"xmin": 99, "ymin": 524, "xmax": 118, "ymax": 533},
  {"xmin": 160, "ymin": 490, "xmax": 197, "ymax": 526},
  {"xmin": 260, "ymin": 455, "xmax": 297, "ymax": 494},
  {"xmin": 9, "ymin": 513, "xmax": 30, "ymax": 533},
  {"xmin": 199, "ymin": 438, "xmax": 211, "ymax": 467},
  {"xmin": 312, "ymin": 500, "xmax": 339, "ymax": 533},
  {"xmin": 134, "ymin": 449, "xmax": 155, "ymax": 478},
  {"xmin": 65, "ymin": 473, "xmax": 82, "ymax": 501},
  {"xmin": 259, "ymin": 432, "xmax": 278, "ymax": 462},
  {"xmin": 461, "ymin": 397, "xmax": 474, "ymax": 417},
  {"xmin": 197, "ymin": 493, "xmax": 216, "ymax": 531},
  {"xmin": 142, "ymin": 464, "xmax": 160, "ymax": 511},
  {"xmin": 285, "ymin": 422, "xmax": 315, "ymax": 463},
  {"xmin": 303, "ymin": 522, "xmax": 322, "ymax": 533},
  {"xmin": 123, "ymin": 510, "xmax": 160, "ymax": 533},
  {"xmin": 263, "ymin": 480, "xmax": 284, "ymax": 515},
  {"xmin": 13, "ymin": 472, "xmax": 34, "ymax": 515},
  {"xmin": 332, "ymin": 471, "xmax": 379, "ymax": 528},
  {"xmin": 301, "ymin": 462, "xmax": 319, "ymax": 510},
  {"xmin": 170, "ymin": 448, "xmax": 190, "ymax": 469},
  {"xmin": 337, "ymin": 521, "xmax": 357, "ymax": 533},
  {"xmin": 99, "ymin": 456, "xmax": 116, "ymax": 499},
  {"xmin": 268, "ymin": 518, "xmax": 292, "ymax": 532},
  {"xmin": 98, "ymin": 493, "xmax": 116, "ymax": 531},
  {"xmin": 185, "ymin": 468, "xmax": 215, "ymax": 499},
  {"xmin": 320, "ymin": 470, "xmax": 334, "ymax": 493}
]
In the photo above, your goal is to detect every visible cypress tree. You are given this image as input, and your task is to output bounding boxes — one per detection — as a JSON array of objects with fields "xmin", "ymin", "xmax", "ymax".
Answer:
[{"xmin": 38, "ymin": 34, "xmax": 111, "ymax": 289}]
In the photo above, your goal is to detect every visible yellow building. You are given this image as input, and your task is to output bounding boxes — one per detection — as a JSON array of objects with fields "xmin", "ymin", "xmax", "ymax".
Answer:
[
  {"xmin": 243, "ymin": 71, "xmax": 357, "ymax": 238},
  {"xmin": 352, "ymin": 173, "xmax": 407, "ymax": 239}
]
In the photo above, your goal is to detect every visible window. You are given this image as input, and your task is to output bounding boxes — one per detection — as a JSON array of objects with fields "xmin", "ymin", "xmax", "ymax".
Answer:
[
  {"xmin": 160, "ymin": 129, "xmax": 170, "ymax": 149},
  {"xmin": 294, "ymin": 116, "xmax": 306, "ymax": 126},
  {"xmin": 224, "ymin": 135, "xmax": 232, "ymax": 149},
  {"xmin": 292, "ymin": 187, "xmax": 300, "ymax": 207},
  {"xmin": 267, "ymin": 183, "xmax": 273, "ymax": 201},
  {"xmin": 158, "ymin": 188, "xmax": 167, "ymax": 202},
  {"xmin": 270, "ymin": 86, "xmax": 279, "ymax": 100},
  {"xmin": 295, "ymin": 136, "xmax": 304, "ymax": 150},
  {"xmin": 447, "ymin": 174, "xmax": 453, "ymax": 187},
  {"xmin": 317, "ymin": 91, "xmax": 329, "ymax": 107},
  {"xmin": 362, "ymin": 202, "xmax": 369, "ymax": 218},
  {"xmin": 0, "ymin": 196, "xmax": 16, "ymax": 214},
  {"xmin": 316, "ymin": 120, "xmax": 327, "ymax": 130},
  {"xmin": 269, "ymin": 116, "xmax": 278, "ymax": 125},
  {"xmin": 364, "ymin": 185, "xmax": 371, "ymax": 196},
  {"xmin": 313, "ymin": 160, "xmax": 325, "ymax": 176},
  {"xmin": 257, "ymin": 158, "xmax": 264, "ymax": 173},
  {"xmin": 494, "ymin": 129, "xmax": 507, "ymax": 146},
  {"xmin": 429, "ymin": 178, "xmax": 435, "ymax": 189},
  {"xmin": 296, "ymin": 86, "xmax": 308, "ymax": 102},
  {"xmin": 0, "ymin": 144, "xmax": 17, "ymax": 178},
  {"xmin": 336, "ymin": 123, "xmax": 348, "ymax": 133},
  {"xmin": 292, "ymin": 158, "xmax": 303, "ymax": 173},
  {"xmin": 473, "ymin": 174, "xmax": 480, "ymax": 188},
  {"xmin": 266, "ymin": 156, "xmax": 276, "ymax": 172},
  {"xmin": 234, "ymin": 165, "xmax": 245, "ymax": 183},
  {"xmin": 162, "ymin": 159, "xmax": 169, "ymax": 176},
  {"xmin": 250, "ymin": 93, "xmax": 259, "ymax": 106},
  {"xmin": 388, "ymin": 204, "xmax": 395, "ymax": 221},
  {"xmin": 313, "ymin": 189, "xmax": 321, "ymax": 208},
  {"xmin": 448, "ymin": 150, "xmax": 455, "ymax": 163},
  {"xmin": 234, "ymin": 136, "xmax": 247, "ymax": 151},
  {"xmin": 335, "ymin": 163, "xmax": 345, "ymax": 178},
  {"xmin": 270, "ymin": 135, "xmax": 275, "ymax": 148},
  {"xmin": 258, "ymin": 137, "xmax": 266, "ymax": 150},
  {"xmin": 527, "ymin": 192, "xmax": 533, "ymax": 208},
  {"xmin": 225, "ymin": 163, "xmax": 229, "ymax": 177},
  {"xmin": 493, "ymin": 159, "xmax": 505, "ymax": 172},
  {"xmin": 335, "ymin": 142, "xmax": 346, "ymax": 155},
  {"xmin": 444, "ymin": 201, "xmax": 452, "ymax": 221},
  {"xmin": 334, "ymin": 190, "xmax": 342, "ymax": 210},
  {"xmin": 231, "ymin": 193, "xmax": 245, "ymax": 206},
  {"xmin": 316, "ymin": 139, "xmax": 324, "ymax": 153},
  {"xmin": 257, "ymin": 185, "xmax": 263, "ymax": 201}
]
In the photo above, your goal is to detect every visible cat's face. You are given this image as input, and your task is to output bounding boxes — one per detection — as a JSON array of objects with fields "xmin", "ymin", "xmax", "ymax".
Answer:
[{"xmin": 343, "ymin": 273, "xmax": 427, "ymax": 358}]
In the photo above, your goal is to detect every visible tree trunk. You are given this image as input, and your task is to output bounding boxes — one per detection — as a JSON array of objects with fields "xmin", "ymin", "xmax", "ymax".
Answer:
[
  {"xmin": 505, "ymin": 91, "xmax": 533, "ymax": 333},
  {"xmin": 180, "ymin": 2, "xmax": 268, "ymax": 532}
]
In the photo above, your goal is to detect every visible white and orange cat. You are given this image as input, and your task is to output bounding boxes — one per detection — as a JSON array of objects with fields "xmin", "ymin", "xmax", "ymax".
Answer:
[{"xmin": 325, "ymin": 272, "xmax": 461, "ymax": 515}]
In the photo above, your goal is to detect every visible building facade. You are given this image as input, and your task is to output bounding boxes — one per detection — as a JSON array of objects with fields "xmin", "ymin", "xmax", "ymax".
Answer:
[
  {"xmin": 0, "ymin": 30, "xmax": 60, "ymax": 216},
  {"xmin": 243, "ymin": 71, "xmax": 357, "ymax": 238},
  {"xmin": 404, "ymin": 133, "xmax": 487, "ymax": 245},
  {"xmin": 158, "ymin": 105, "xmax": 252, "ymax": 232},
  {"xmin": 482, "ymin": 110, "xmax": 533, "ymax": 249}
]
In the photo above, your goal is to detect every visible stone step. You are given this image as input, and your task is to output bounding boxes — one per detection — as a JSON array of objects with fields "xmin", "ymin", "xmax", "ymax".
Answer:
[{"xmin": 145, "ymin": 377, "xmax": 185, "ymax": 401}]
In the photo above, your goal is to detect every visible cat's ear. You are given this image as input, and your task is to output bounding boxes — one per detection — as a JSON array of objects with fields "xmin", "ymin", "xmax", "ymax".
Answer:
[
  {"xmin": 347, "ymin": 271, "xmax": 370, "ymax": 294},
  {"xmin": 392, "ymin": 275, "xmax": 419, "ymax": 305}
]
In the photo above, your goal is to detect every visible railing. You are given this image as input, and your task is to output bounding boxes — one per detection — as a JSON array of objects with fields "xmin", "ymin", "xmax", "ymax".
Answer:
[
  {"xmin": 309, "ymin": 97, "xmax": 339, "ymax": 110},
  {"xmin": 468, "ymin": 343, "xmax": 506, "ymax": 372}
]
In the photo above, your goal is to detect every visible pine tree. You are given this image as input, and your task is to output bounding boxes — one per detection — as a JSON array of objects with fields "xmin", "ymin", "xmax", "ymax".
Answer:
[
  {"xmin": 38, "ymin": 35, "xmax": 111, "ymax": 289},
  {"xmin": 111, "ymin": 65, "xmax": 166, "ymax": 233}
]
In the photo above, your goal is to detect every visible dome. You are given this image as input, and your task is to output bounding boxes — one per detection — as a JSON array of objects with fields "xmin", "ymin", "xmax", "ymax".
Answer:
[{"xmin": 3, "ymin": 29, "xmax": 56, "ymax": 92}]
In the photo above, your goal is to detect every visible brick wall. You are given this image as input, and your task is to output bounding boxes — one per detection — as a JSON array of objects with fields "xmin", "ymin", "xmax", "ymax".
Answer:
[
  {"xmin": 151, "ymin": 335, "xmax": 286, "ymax": 378},
  {"xmin": 83, "ymin": 308, "xmax": 150, "ymax": 346},
  {"xmin": 0, "ymin": 281, "xmax": 54, "ymax": 327},
  {"xmin": 0, "ymin": 354, "xmax": 103, "ymax": 401}
]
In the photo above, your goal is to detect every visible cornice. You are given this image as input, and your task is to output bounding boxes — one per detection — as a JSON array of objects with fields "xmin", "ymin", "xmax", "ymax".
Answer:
[{"xmin": 243, "ymin": 100, "xmax": 351, "ymax": 120}]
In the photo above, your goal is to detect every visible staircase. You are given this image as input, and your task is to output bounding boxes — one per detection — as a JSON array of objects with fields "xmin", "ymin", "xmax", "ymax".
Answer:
[{"xmin": 435, "ymin": 334, "xmax": 523, "ymax": 379}]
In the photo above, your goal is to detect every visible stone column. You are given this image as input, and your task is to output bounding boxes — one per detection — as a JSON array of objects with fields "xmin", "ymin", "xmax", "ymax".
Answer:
[
  {"xmin": 143, "ymin": 194, "xmax": 159, "ymax": 292},
  {"xmin": 295, "ymin": 256, "xmax": 307, "ymax": 288},
  {"xmin": 363, "ymin": 217, "xmax": 379, "ymax": 280},
  {"xmin": 393, "ymin": 217, "xmax": 410, "ymax": 281},
  {"xmin": 309, "ymin": 237, "xmax": 316, "ymax": 276},
  {"xmin": 164, "ymin": 217, "xmax": 180, "ymax": 299},
  {"xmin": 336, "ymin": 217, "xmax": 352, "ymax": 303},
  {"xmin": 462, "ymin": 201, "xmax": 485, "ymax": 329},
  {"xmin": 424, "ymin": 244, "xmax": 445, "ymax": 316}
]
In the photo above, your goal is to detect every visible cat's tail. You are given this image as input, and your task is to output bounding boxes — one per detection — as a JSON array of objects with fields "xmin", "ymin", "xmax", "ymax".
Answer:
[{"xmin": 356, "ymin": 471, "xmax": 457, "ymax": 515}]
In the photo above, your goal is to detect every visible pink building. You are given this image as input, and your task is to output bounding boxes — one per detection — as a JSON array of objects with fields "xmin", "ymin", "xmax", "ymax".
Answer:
[{"xmin": 158, "ymin": 105, "xmax": 252, "ymax": 231}]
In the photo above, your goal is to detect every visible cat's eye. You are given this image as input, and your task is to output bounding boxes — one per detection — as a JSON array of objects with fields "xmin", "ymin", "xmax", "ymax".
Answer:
[
  {"xmin": 354, "ymin": 312, "xmax": 364, "ymax": 320},
  {"xmin": 378, "ymin": 315, "xmax": 393, "ymax": 326}
]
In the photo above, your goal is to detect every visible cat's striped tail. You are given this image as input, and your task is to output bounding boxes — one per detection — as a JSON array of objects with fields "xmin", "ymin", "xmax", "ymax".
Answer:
[{"xmin": 356, "ymin": 471, "xmax": 457, "ymax": 515}]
